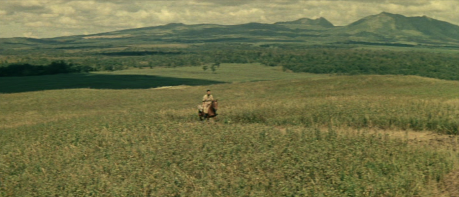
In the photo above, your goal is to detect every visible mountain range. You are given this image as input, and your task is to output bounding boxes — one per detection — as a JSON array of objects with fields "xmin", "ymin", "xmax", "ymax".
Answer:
[{"xmin": 1, "ymin": 12, "xmax": 458, "ymax": 50}]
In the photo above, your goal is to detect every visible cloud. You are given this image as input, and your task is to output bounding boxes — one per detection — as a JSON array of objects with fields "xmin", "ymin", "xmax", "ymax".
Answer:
[
  {"xmin": 25, "ymin": 21, "xmax": 53, "ymax": 27},
  {"xmin": 0, "ymin": 0, "xmax": 457, "ymax": 38},
  {"xmin": 49, "ymin": 4, "xmax": 76, "ymax": 15},
  {"xmin": 197, "ymin": 0, "xmax": 254, "ymax": 6},
  {"xmin": 2, "ymin": 0, "xmax": 49, "ymax": 14},
  {"xmin": 23, "ymin": 32, "xmax": 38, "ymax": 38}
]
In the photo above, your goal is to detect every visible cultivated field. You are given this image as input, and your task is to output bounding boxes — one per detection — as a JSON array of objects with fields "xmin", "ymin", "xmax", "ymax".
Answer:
[{"xmin": 1, "ymin": 64, "xmax": 458, "ymax": 196}]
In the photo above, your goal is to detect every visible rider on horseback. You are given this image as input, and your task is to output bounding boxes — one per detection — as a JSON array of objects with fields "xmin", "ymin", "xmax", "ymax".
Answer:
[{"xmin": 202, "ymin": 90, "xmax": 217, "ymax": 118}]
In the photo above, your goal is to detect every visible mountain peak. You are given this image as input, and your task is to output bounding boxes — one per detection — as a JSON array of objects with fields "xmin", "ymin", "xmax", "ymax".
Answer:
[
  {"xmin": 276, "ymin": 17, "xmax": 334, "ymax": 28},
  {"xmin": 344, "ymin": 12, "xmax": 459, "ymax": 42},
  {"xmin": 376, "ymin": 12, "xmax": 405, "ymax": 18},
  {"xmin": 163, "ymin": 23, "xmax": 186, "ymax": 27},
  {"xmin": 379, "ymin": 11, "xmax": 393, "ymax": 15},
  {"xmin": 18, "ymin": 12, "xmax": 457, "ymax": 45},
  {"xmin": 347, "ymin": 12, "xmax": 406, "ymax": 28}
]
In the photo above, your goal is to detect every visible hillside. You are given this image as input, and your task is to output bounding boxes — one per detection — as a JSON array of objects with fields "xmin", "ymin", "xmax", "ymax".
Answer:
[
  {"xmin": 1, "ymin": 67, "xmax": 459, "ymax": 195},
  {"xmin": 275, "ymin": 17, "xmax": 335, "ymax": 29},
  {"xmin": 1, "ymin": 12, "xmax": 458, "ymax": 51},
  {"xmin": 340, "ymin": 12, "xmax": 459, "ymax": 44}
]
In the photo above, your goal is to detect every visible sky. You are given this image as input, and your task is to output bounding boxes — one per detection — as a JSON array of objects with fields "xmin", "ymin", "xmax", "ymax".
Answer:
[{"xmin": 0, "ymin": 0, "xmax": 458, "ymax": 38}]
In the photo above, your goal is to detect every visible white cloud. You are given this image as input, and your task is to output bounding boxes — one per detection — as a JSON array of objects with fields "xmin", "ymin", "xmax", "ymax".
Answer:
[
  {"xmin": 62, "ymin": 31, "xmax": 74, "ymax": 36},
  {"xmin": 229, "ymin": 8, "xmax": 264, "ymax": 17},
  {"xmin": 18, "ymin": 0, "xmax": 47, "ymax": 7},
  {"xmin": 155, "ymin": 9, "xmax": 179, "ymax": 22},
  {"xmin": 134, "ymin": 10, "xmax": 151, "ymax": 19},
  {"xmin": 49, "ymin": 4, "xmax": 76, "ymax": 15},
  {"xmin": 41, "ymin": 13, "xmax": 59, "ymax": 18},
  {"xmin": 25, "ymin": 21, "xmax": 53, "ymax": 27},
  {"xmin": 59, "ymin": 16, "xmax": 79, "ymax": 26},
  {"xmin": 115, "ymin": 10, "xmax": 131, "ymax": 17},
  {"xmin": 23, "ymin": 32, "xmax": 38, "ymax": 38},
  {"xmin": 0, "ymin": 0, "xmax": 458, "ymax": 38}
]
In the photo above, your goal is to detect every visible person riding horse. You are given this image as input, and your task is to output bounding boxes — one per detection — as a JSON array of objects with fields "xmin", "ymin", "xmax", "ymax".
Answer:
[{"xmin": 202, "ymin": 90, "xmax": 217, "ymax": 119}]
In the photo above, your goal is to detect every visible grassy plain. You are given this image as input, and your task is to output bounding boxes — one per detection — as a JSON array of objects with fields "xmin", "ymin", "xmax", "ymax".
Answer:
[
  {"xmin": 97, "ymin": 63, "xmax": 328, "ymax": 83},
  {"xmin": 1, "ymin": 64, "xmax": 459, "ymax": 196},
  {"xmin": 0, "ymin": 64, "xmax": 326, "ymax": 93}
]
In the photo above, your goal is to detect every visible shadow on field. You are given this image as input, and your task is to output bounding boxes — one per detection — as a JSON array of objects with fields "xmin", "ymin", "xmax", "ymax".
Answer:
[{"xmin": 0, "ymin": 73, "xmax": 225, "ymax": 93}]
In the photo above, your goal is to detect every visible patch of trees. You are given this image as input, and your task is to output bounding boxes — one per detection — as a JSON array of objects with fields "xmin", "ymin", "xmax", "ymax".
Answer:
[
  {"xmin": 257, "ymin": 49, "xmax": 459, "ymax": 80},
  {"xmin": 99, "ymin": 51, "xmax": 183, "ymax": 56},
  {"xmin": 0, "ymin": 61, "xmax": 93, "ymax": 77}
]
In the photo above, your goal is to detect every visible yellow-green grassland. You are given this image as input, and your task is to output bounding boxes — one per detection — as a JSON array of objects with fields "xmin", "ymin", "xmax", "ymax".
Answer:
[{"xmin": 1, "ymin": 64, "xmax": 459, "ymax": 196}]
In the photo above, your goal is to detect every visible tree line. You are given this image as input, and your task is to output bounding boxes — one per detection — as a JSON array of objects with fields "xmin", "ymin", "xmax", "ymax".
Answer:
[
  {"xmin": 1, "ymin": 44, "xmax": 458, "ymax": 80},
  {"xmin": 256, "ymin": 48, "xmax": 459, "ymax": 80},
  {"xmin": 0, "ymin": 61, "xmax": 93, "ymax": 77}
]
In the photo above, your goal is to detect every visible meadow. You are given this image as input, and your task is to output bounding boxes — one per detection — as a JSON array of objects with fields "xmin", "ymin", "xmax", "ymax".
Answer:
[
  {"xmin": 0, "ymin": 64, "xmax": 325, "ymax": 94},
  {"xmin": 1, "ymin": 64, "xmax": 459, "ymax": 196}
]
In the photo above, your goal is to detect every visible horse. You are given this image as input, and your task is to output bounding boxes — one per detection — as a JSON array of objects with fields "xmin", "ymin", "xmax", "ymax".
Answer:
[{"xmin": 199, "ymin": 100, "xmax": 218, "ymax": 121}]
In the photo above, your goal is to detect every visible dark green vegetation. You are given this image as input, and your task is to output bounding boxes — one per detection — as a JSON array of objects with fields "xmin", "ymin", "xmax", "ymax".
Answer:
[
  {"xmin": 261, "ymin": 48, "xmax": 459, "ymax": 80},
  {"xmin": 2, "ymin": 45, "xmax": 458, "ymax": 81},
  {"xmin": 0, "ymin": 61, "xmax": 93, "ymax": 77},
  {"xmin": 0, "ymin": 73, "xmax": 224, "ymax": 93},
  {"xmin": 1, "ymin": 72, "xmax": 458, "ymax": 196}
]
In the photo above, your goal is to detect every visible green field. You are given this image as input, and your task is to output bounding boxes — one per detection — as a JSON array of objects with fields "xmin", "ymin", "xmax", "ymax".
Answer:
[
  {"xmin": 1, "ymin": 64, "xmax": 459, "ymax": 196},
  {"xmin": 0, "ymin": 64, "xmax": 326, "ymax": 94}
]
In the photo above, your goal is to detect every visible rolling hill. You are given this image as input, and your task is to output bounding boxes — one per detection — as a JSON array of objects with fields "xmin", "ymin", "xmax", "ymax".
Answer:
[
  {"xmin": 340, "ymin": 12, "xmax": 459, "ymax": 44},
  {"xmin": 2, "ymin": 66, "xmax": 459, "ymax": 195},
  {"xmin": 0, "ymin": 12, "xmax": 458, "ymax": 51},
  {"xmin": 275, "ymin": 17, "xmax": 335, "ymax": 29}
]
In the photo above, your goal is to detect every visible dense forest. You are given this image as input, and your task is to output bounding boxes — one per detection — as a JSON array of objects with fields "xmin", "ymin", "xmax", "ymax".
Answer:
[
  {"xmin": 258, "ymin": 48, "xmax": 459, "ymax": 80},
  {"xmin": 1, "ymin": 44, "xmax": 458, "ymax": 80},
  {"xmin": 0, "ymin": 61, "xmax": 93, "ymax": 77}
]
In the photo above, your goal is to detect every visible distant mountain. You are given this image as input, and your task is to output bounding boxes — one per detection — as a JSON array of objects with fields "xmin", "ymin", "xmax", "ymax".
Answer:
[
  {"xmin": 275, "ymin": 17, "xmax": 335, "ymax": 28},
  {"xmin": 341, "ymin": 12, "xmax": 459, "ymax": 43},
  {"xmin": 1, "ymin": 12, "xmax": 458, "ymax": 50}
]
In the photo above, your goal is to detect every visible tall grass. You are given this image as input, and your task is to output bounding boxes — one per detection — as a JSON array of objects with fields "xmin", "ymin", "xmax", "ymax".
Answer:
[
  {"xmin": 221, "ymin": 97, "xmax": 459, "ymax": 134},
  {"xmin": 1, "ymin": 73, "xmax": 459, "ymax": 196},
  {"xmin": 1, "ymin": 117, "xmax": 456, "ymax": 196}
]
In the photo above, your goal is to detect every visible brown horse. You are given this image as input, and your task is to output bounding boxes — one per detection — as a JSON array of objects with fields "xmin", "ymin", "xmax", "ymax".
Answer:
[{"xmin": 199, "ymin": 100, "xmax": 218, "ymax": 121}]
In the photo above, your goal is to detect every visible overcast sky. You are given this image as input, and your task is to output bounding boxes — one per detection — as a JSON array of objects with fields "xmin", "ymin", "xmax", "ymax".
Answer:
[{"xmin": 0, "ymin": 0, "xmax": 458, "ymax": 38}]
